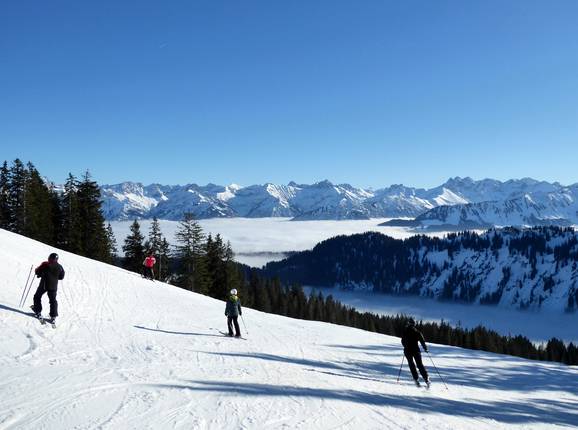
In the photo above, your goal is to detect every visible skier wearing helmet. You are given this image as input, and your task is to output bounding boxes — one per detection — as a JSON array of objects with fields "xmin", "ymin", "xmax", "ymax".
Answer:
[
  {"xmin": 401, "ymin": 317, "xmax": 430, "ymax": 387},
  {"xmin": 30, "ymin": 252, "xmax": 65, "ymax": 324},
  {"xmin": 224, "ymin": 288, "xmax": 242, "ymax": 337}
]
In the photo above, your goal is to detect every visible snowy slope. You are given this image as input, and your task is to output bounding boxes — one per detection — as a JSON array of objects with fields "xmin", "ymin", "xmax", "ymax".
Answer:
[{"xmin": 1, "ymin": 229, "xmax": 577, "ymax": 429}]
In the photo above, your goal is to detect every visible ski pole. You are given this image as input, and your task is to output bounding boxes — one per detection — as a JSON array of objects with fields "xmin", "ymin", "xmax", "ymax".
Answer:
[
  {"xmin": 427, "ymin": 351, "xmax": 448, "ymax": 390},
  {"xmin": 396, "ymin": 355, "xmax": 405, "ymax": 384},
  {"xmin": 240, "ymin": 315, "xmax": 248, "ymax": 335},
  {"xmin": 19, "ymin": 265, "xmax": 34, "ymax": 307},
  {"xmin": 22, "ymin": 277, "xmax": 36, "ymax": 309}
]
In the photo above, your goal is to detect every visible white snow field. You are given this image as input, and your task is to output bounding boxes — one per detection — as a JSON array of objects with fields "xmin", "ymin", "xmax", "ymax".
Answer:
[{"xmin": 1, "ymin": 229, "xmax": 577, "ymax": 430}]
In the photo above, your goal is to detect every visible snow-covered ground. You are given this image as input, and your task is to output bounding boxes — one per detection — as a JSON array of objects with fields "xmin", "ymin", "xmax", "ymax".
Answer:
[
  {"xmin": 110, "ymin": 218, "xmax": 447, "ymax": 267},
  {"xmin": 304, "ymin": 287, "xmax": 578, "ymax": 344},
  {"xmin": 1, "ymin": 229, "xmax": 578, "ymax": 429}
]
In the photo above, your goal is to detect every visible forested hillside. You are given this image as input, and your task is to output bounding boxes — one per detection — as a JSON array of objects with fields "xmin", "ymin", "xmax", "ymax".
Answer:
[{"xmin": 264, "ymin": 227, "xmax": 578, "ymax": 312}]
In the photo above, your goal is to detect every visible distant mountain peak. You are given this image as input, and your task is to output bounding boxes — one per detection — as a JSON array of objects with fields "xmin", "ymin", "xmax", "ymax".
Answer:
[{"xmin": 100, "ymin": 177, "xmax": 578, "ymax": 224}]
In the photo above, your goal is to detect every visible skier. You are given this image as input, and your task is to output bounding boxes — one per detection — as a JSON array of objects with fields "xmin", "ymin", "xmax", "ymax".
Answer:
[
  {"xmin": 224, "ymin": 289, "xmax": 242, "ymax": 337},
  {"xmin": 143, "ymin": 252, "xmax": 156, "ymax": 280},
  {"xmin": 401, "ymin": 318, "xmax": 430, "ymax": 387},
  {"xmin": 30, "ymin": 253, "xmax": 65, "ymax": 324}
]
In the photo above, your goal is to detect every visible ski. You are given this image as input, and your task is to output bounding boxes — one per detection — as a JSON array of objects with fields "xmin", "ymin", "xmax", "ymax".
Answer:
[
  {"xmin": 218, "ymin": 331, "xmax": 246, "ymax": 340},
  {"xmin": 37, "ymin": 316, "xmax": 56, "ymax": 329}
]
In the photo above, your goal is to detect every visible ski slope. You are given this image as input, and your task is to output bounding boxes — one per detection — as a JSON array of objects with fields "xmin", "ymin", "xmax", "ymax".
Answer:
[{"xmin": 0, "ymin": 229, "xmax": 577, "ymax": 429}]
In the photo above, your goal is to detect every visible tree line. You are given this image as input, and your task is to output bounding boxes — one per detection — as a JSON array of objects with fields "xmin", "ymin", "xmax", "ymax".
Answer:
[{"xmin": 0, "ymin": 159, "xmax": 116, "ymax": 262}]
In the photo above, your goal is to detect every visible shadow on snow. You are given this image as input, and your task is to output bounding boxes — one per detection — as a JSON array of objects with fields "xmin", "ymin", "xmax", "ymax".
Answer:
[
  {"xmin": 325, "ymin": 343, "xmax": 578, "ymax": 394},
  {"xmin": 0, "ymin": 302, "xmax": 37, "ymax": 319},
  {"xmin": 133, "ymin": 325, "xmax": 224, "ymax": 338},
  {"xmin": 148, "ymin": 380, "xmax": 578, "ymax": 427}
]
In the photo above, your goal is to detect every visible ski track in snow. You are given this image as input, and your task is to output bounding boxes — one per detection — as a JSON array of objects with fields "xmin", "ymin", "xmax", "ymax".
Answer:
[{"xmin": 1, "ymin": 229, "xmax": 578, "ymax": 429}]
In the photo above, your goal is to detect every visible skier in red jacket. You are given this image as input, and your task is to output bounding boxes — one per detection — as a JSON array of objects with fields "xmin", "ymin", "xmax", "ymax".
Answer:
[{"xmin": 143, "ymin": 253, "xmax": 156, "ymax": 280}]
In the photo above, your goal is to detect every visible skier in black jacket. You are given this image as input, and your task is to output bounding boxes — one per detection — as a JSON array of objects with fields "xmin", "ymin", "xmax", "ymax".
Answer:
[
  {"xmin": 401, "ymin": 318, "xmax": 430, "ymax": 387},
  {"xmin": 30, "ymin": 253, "xmax": 65, "ymax": 323}
]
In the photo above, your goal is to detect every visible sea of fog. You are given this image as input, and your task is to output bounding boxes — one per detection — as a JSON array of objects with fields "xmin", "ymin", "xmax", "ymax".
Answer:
[
  {"xmin": 110, "ymin": 218, "xmax": 448, "ymax": 267},
  {"xmin": 303, "ymin": 287, "xmax": 578, "ymax": 344}
]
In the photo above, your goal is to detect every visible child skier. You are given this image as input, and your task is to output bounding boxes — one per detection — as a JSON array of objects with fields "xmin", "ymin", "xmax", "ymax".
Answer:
[
  {"xmin": 225, "ymin": 289, "xmax": 242, "ymax": 337},
  {"xmin": 401, "ymin": 318, "xmax": 431, "ymax": 387},
  {"xmin": 30, "ymin": 253, "xmax": 65, "ymax": 324}
]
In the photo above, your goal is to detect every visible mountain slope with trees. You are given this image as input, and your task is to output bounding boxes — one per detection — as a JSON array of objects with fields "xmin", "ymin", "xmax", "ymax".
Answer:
[{"xmin": 264, "ymin": 227, "xmax": 578, "ymax": 313}]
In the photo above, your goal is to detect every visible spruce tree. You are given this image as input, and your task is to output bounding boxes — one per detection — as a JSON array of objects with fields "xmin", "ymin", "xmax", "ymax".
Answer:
[
  {"xmin": 146, "ymin": 217, "xmax": 163, "ymax": 254},
  {"xmin": 122, "ymin": 219, "xmax": 145, "ymax": 273},
  {"xmin": 7, "ymin": 159, "xmax": 27, "ymax": 234},
  {"xmin": 146, "ymin": 217, "xmax": 168, "ymax": 280},
  {"xmin": 174, "ymin": 212, "xmax": 208, "ymax": 293},
  {"xmin": 77, "ymin": 171, "xmax": 110, "ymax": 261},
  {"xmin": 49, "ymin": 186, "xmax": 64, "ymax": 246},
  {"xmin": 205, "ymin": 234, "xmax": 225, "ymax": 298},
  {"xmin": 60, "ymin": 174, "xmax": 83, "ymax": 253},
  {"xmin": 105, "ymin": 223, "xmax": 118, "ymax": 262},
  {"xmin": 223, "ymin": 240, "xmax": 242, "ymax": 299},
  {"xmin": 0, "ymin": 161, "xmax": 10, "ymax": 229},
  {"xmin": 157, "ymin": 237, "xmax": 171, "ymax": 282},
  {"xmin": 23, "ymin": 163, "xmax": 54, "ymax": 244}
]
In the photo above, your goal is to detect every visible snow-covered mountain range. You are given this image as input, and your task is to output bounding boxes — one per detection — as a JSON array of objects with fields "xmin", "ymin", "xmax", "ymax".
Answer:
[
  {"xmin": 384, "ymin": 191, "xmax": 578, "ymax": 230},
  {"xmin": 100, "ymin": 177, "xmax": 578, "ymax": 225}
]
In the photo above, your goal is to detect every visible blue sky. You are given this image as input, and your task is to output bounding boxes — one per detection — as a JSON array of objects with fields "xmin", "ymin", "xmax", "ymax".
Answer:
[{"xmin": 1, "ymin": 1, "xmax": 578, "ymax": 188}]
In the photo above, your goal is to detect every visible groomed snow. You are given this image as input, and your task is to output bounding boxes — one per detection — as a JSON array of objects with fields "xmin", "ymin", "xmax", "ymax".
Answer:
[{"xmin": 1, "ymin": 229, "xmax": 577, "ymax": 429}]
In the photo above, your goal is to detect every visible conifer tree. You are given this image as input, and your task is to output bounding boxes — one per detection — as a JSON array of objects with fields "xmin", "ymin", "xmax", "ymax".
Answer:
[
  {"xmin": 105, "ymin": 223, "xmax": 118, "ymax": 262},
  {"xmin": 0, "ymin": 161, "xmax": 10, "ymax": 229},
  {"xmin": 23, "ymin": 163, "xmax": 54, "ymax": 244},
  {"xmin": 146, "ymin": 217, "xmax": 169, "ymax": 280},
  {"xmin": 60, "ymin": 174, "xmax": 82, "ymax": 253},
  {"xmin": 223, "ymin": 240, "xmax": 242, "ymax": 299},
  {"xmin": 122, "ymin": 219, "xmax": 145, "ymax": 273},
  {"xmin": 174, "ymin": 212, "xmax": 208, "ymax": 293},
  {"xmin": 77, "ymin": 171, "xmax": 110, "ymax": 261},
  {"xmin": 146, "ymin": 217, "xmax": 163, "ymax": 254},
  {"xmin": 157, "ymin": 237, "xmax": 171, "ymax": 282},
  {"xmin": 205, "ymin": 234, "xmax": 219, "ymax": 295},
  {"xmin": 49, "ymin": 185, "xmax": 63, "ymax": 246},
  {"xmin": 205, "ymin": 234, "xmax": 226, "ymax": 298},
  {"xmin": 7, "ymin": 159, "xmax": 27, "ymax": 234}
]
